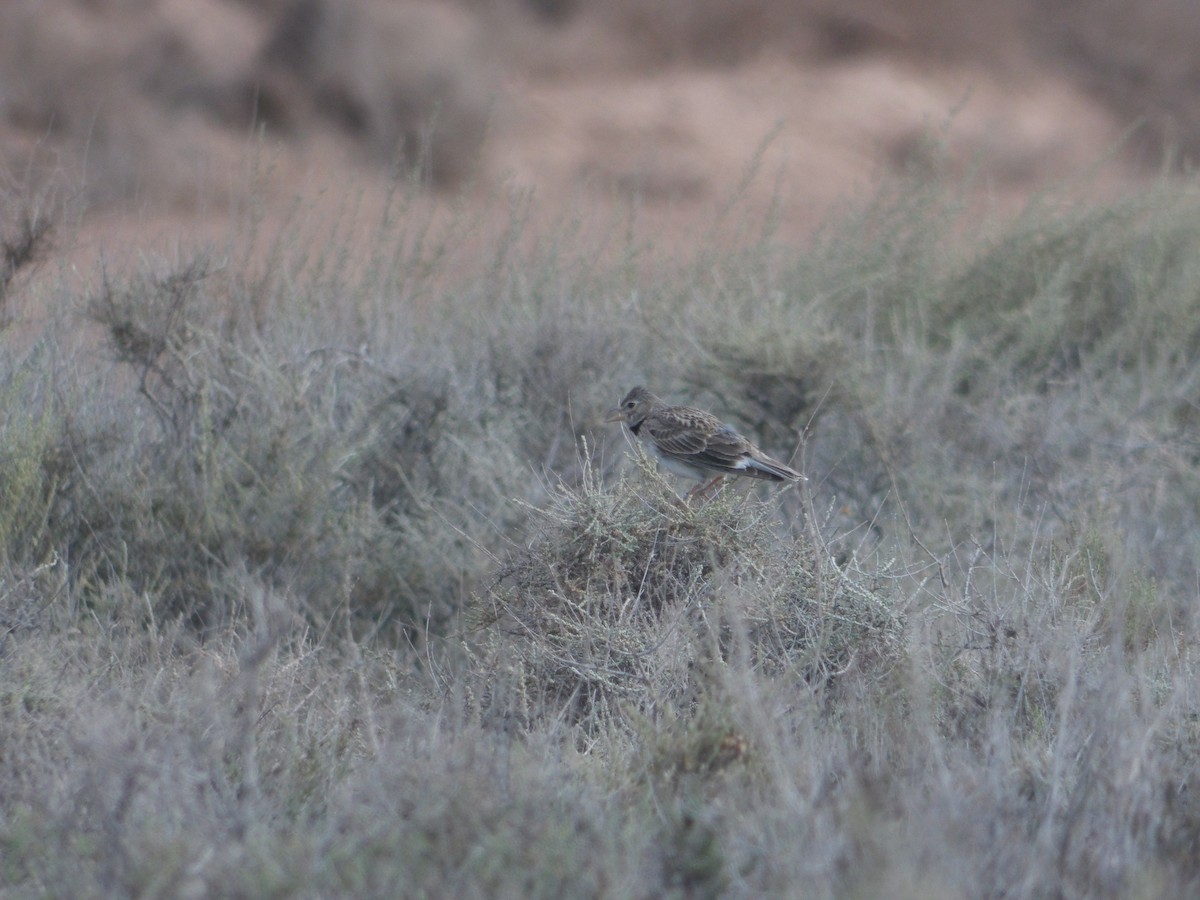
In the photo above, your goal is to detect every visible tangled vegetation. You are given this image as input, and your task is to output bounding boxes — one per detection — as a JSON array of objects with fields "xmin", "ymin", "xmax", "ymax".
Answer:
[{"xmin": 2, "ymin": 165, "xmax": 1200, "ymax": 897}]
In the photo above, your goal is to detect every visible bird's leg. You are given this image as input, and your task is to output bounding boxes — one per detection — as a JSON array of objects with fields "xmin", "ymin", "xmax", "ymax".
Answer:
[{"xmin": 686, "ymin": 474, "xmax": 725, "ymax": 501}]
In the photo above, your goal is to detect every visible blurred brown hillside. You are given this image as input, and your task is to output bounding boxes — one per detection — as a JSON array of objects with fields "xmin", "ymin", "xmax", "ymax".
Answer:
[{"xmin": 1, "ymin": 0, "xmax": 1196, "ymax": 265}]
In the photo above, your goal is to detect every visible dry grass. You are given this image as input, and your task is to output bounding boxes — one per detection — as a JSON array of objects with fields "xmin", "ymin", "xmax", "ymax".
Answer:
[
  {"xmin": 472, "ymin": 453, "xmax": 903, "ymax": 735},
  {"xmin": 3, "ymin": 162, "xmax": 1200, "ymax": 896}
]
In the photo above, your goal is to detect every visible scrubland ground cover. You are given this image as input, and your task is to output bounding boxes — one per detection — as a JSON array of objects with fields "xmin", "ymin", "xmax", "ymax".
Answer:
[{"xmin": 2, "ymin": 163, "xmax": 1200, "ymax": 898}]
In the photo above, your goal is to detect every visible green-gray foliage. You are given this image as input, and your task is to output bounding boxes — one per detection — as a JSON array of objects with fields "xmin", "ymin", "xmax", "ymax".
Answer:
[{"xmin": 3, "ymin": 166, "xmax": 1200, "ymax": 897}]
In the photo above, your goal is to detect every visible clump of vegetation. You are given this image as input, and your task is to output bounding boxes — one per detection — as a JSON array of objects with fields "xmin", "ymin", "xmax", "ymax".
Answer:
[
  {"xmin": 0, "ymin": 205, "xmax": 52, "ymax": 319},
  {"xmin": 473, "ymin": 451, "xmax": 904, "ymax": 735},
  {"xmin": 0, "ymin": 253, "xmax": 485, "ymax": 639}
]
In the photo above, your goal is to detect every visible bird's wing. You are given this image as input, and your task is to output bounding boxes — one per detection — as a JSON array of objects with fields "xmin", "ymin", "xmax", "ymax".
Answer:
[
  {"xmin": 645, "ymin": 408, "xmax": 715, "ymax": 455},
  {"xmin": 649, "ymin": 409, "xmax": 755, "ymax": 467},
  {"xmin": 694, "ymin": 423, "xmax": 756, "ymax": 469},
  {"xmin": 647, "ymin": 405, "xmax": 801, "ymax": 482}
]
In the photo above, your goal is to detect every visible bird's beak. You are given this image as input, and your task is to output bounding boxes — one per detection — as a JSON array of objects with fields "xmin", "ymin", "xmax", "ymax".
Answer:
[{"xmin": 604, "ymin": 407, "xmax": 625, "ymax": 423}]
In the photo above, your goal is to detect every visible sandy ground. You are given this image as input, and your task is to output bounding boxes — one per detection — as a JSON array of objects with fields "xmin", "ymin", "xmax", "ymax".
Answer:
[{"xmin": 0, "ymin": 0, "xmax": 1166, "ymax": 289}]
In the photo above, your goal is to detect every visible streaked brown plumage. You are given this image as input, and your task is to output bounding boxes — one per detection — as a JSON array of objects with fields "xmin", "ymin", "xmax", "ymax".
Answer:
[{"xmin": 606, "ymin": 386, "xmax": 804, "ymax": 496}]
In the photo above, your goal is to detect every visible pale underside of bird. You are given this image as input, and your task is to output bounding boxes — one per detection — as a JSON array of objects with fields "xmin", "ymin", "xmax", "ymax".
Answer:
[{"xmin": 606, "ymin": 386, "xmax": 804, "ymax": 497}]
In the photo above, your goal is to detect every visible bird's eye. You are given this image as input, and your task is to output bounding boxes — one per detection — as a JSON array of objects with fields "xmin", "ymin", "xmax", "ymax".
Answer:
[{"xmin": 624, "ymin": 400, "xmax": 635, "ymax": 409}]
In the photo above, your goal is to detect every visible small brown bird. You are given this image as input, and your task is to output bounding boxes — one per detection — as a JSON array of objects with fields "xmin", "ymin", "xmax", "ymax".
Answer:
[{"xmin": 606, "ymin": 386, "xmax": 804, "ymax": 496}]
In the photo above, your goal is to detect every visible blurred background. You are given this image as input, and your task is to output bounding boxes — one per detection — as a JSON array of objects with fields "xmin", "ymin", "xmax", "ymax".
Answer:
[{"xmin": 1, "ymin": 0, "xmax": 1195, "ymax": 260}]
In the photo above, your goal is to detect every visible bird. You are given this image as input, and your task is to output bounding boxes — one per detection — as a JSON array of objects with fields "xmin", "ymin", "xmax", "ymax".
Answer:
[{"xmin": 606, "ymin": 386, "xmax": 804, "ymax": 497}]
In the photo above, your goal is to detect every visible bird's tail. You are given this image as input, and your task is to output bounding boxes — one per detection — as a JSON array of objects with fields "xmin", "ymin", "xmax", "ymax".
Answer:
[{"xmin": 745, "ymin": 452, "xmax": 805, "ymax": 482}]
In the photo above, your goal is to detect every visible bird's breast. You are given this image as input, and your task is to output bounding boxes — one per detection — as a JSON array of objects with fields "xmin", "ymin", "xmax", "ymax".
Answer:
[{"xmin": 654, "ymin": 449, "xmax": 708, "ymax": 481}]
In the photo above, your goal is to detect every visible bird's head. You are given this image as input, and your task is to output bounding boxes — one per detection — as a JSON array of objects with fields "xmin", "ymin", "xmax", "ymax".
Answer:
[{"xmin": 605, "ymin": 386, "xmax": 659, "ymax": 427}]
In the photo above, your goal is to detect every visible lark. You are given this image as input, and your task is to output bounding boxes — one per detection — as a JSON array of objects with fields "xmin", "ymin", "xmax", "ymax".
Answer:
[{"xmin": 606, "ymin": 386, "xmax": 804, "ymax": 496}]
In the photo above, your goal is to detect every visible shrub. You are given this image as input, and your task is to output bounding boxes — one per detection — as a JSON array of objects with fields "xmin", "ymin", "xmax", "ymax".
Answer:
[{"xmin": 472, "ymin": 451, "xmax": 905, "ymax": 734}]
